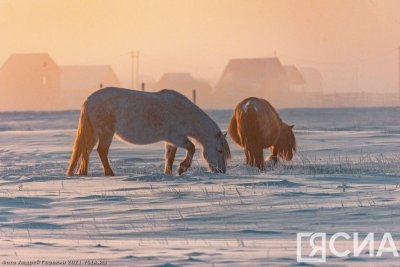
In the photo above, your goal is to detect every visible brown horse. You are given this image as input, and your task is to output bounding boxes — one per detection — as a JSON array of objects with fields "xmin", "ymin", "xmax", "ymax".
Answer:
[{"xmin": 228, "ymin": 97, "xmax": 296, "ymax": 170}]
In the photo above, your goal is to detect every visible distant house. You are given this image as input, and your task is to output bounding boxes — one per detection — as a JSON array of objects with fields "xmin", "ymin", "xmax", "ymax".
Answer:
[
  {"xmin": 0, "ymin": 53, "xmax": 122, "ymax": 111},
  {"xmin": 215, "ymin": 58, "xmax": 290, "ymax": 107},
  {"xmin": 153, "ymin": 72, "xmax": 212, "ymax": 107},
  {"xmin": 61, "ymin": 65, "xmax": 121, "ymax": 108},
  {"xmin": 0, "ymin": 53, "xmax": 63, "ymax": 110},
  {"xmin": 283, "ymin": 65, "xmax": 306, "ymax": 92},
  {"xmin": 298, "ymin": 67, "xmax": 323, "ymax": 93}
]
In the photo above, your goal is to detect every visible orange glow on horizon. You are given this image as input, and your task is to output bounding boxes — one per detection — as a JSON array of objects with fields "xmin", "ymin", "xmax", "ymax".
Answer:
[{"xmin": 1, "ymin": 0, "xmax": 400, "ymax": 110}]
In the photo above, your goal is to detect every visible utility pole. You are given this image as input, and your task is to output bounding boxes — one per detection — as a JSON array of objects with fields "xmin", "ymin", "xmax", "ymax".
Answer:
[{"xmin": 131, "ymin": 50, "xmax": 139, "ymax": 89}]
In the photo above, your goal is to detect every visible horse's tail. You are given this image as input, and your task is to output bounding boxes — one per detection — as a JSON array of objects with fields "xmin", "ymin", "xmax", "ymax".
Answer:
[
  {"xmin": 237, "ymin": 102, "xmax": 264, "ymax": 169},
  {"xmin": 66, "ymin": 101, "xmax": 97, "ymax": 176}
]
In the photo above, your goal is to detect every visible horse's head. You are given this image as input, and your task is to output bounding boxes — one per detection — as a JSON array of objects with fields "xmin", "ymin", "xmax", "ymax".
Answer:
[
  {"xmin": 275, "ymin": 123, "xmax": 296, "ymax": 161},
  {"xmin": 203, "ymin": 131, "xmax": 231, "ymax": 173}
]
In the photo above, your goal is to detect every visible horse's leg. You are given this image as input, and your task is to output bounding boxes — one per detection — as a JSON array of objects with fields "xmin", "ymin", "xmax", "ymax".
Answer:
[
  {"xmin": 266, "ymin": 146, "xmax": 279, "ymax": 165},
  {"xmin": 97, "ymin": 132, "xmax": 115, "ymax": 176},
  {"xmin": 164, "ymin": 143, "xmax": 177, "ymax": 175},
  {"xmin": 177, "ymin": 138, "xmax": 195, "ymax": 175},
  {"xmin": 254, "ymin": 148, "xmax": 265, "ymax": 170},
  {"xmin": 245, "ymin": 146, "xmax": 265, "ymax": 170}
]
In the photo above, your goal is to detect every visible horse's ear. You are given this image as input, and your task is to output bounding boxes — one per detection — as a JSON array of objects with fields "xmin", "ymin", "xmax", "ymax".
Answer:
[
  {"xmin": 223, "ymin": 132, "xmax": 227, "ymax": 138},
  {"xmin": 290, "ymin": 124, "xmax": 295, "ymax": 129}
]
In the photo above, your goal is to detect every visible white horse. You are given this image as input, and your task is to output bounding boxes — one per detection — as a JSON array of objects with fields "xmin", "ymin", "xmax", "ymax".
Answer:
[{"xmin": 66, "ymin": 87, "xmax": 230, "ymax": 176}]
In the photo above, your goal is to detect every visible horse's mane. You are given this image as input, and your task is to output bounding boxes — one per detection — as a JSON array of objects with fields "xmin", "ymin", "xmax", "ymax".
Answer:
[
  {"xmin": 160, "ymin": 89, "xmax": 231, "ymax": 161},
  {"xmin": 258, "ymin": 98, "xmax": 295, "ymax": 160},
  {"xmin": 160, "ymin": 88, "xmax": 221, "ymax": 132}
]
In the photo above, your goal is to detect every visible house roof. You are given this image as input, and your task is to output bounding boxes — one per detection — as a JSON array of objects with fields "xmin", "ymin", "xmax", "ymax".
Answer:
[
  {"xmin": 298, "ymin": 67, "xmax": 323, "ymax": 92},
  {"xmin": 154, "ymin": 72, "xmax": 211, "ymax": 91},
  {"xmin": 1, "ymin": 53, "xmax": 61, "ymax": 73},
  {"xmin": 156, "ymin": 72, "xmax": 194, "ymax": 84},
  {"xmin": 284, "ymin": 65, "xmax": 306, "ymax": 85},
  {"xmin": 298, "ymin": 67, "xmax": 323, "ymax": 82},
  {"xmin": 61, "ymin": 65, "xmax": 121, "ymax": 90},
  {"xmin": 217, "ymin": 57, "xmax": 287, "ymax": 87}
]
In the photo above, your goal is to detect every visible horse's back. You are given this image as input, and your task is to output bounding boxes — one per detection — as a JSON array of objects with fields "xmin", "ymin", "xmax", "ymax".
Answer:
[
  {"xmin": 84, "ymin": 87, "xmax": 212, "ymax": 145},
  {"xmin": 238, "ymin": 97, "xmax": 281, "ymax": 124},
  {"xmin": 87, "ymin": 87, "xmax": 155, "ymax": 104},
  {"xmin": 237, "ymin": 97, "xmax": 278, "ymax": 117},
  {"xmin": 156, "ymin": 88, "xmax": 203, "ymax": 109},
  {"xmin": 87, "ymin": 87, "xmax": 192, "ymax": 108}
]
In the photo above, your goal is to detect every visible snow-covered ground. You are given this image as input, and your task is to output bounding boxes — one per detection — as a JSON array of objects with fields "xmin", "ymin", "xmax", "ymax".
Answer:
[{"xmin": 1, "ymin": 108, "xmax": 400, "ymax": 266}]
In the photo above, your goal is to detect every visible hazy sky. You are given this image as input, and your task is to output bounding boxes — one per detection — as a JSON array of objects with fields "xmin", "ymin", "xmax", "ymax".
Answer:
[{"xmin": 1, "ymin": 0, "xmax": 400, "ymax": 93}]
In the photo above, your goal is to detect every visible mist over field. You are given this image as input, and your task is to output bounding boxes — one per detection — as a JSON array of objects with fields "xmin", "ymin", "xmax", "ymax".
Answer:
[{"xmin": 1, "ymin": 0, "xmax": 400, "ymax": 110}]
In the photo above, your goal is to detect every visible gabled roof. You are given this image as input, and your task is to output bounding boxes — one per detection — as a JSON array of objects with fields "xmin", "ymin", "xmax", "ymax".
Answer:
[
  {"xmin": 216, "ymin": 57, "xmax": 288, "ymax": 88},
  {"xmin": 157, "ymin": 72, "xmax": 194, "ymax": 83},
  {"xmin": 298, "ymin": 67, "xmax": 323, "ymax": 92},
  {"xmin": 284, "ymin": 65, "xmax": 306, "ymax": 85},
  {"xmin": 1, "ymin": 53, "xmax": 61, "ymax": 73},
  {"xmin": 61, "ymin": 65, "xmax": 120, "ymax": 90},
  {"xmin": 298, "ymin": 67, "xmax": 323, "ymax": 82},
  {"xmin": 154, "ymin": 72, "xmax": 211, "ymax": 91}
]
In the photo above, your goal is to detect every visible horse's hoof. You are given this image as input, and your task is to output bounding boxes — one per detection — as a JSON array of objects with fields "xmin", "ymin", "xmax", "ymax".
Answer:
[
  {"xmin": 178, "ymin": 167, "xmax": 185, "ymax": 175},
  {"xmin": 265, "ymin": 156, "xmax": 278, "ymax": 167}
]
